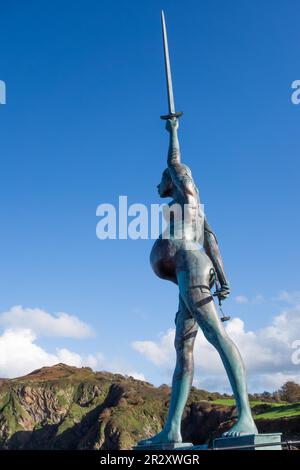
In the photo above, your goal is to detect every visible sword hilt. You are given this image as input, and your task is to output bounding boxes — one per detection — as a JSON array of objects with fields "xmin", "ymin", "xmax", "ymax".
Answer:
[
  {"xmin": 160, "ymin": 111, "xmax": 183, "ymax": 120},
  {"xmin": 214, "ymin": 284, "xmax": 231, "ymax": 322},
  {"xmin": 221, "ymin": 316, "xmax": 231, "ymax": 322}
]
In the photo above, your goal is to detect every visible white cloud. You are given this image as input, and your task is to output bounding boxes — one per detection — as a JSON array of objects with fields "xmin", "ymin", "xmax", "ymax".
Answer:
[
  {"xmin": 234, "ymin": 295, "xmax": 249, "ymax": 304},
  {"xmin": 0, "ymin": 328, "xmax": 84, "ymax": 378},
  {"xmin": 0, "ymin": 305, "xmax": 145, "ymax": 381},
  {"xmin": 276, "ymin": 291, "xmax": 300, "ymax": 304},
  {"xmin": 252, "ymin": 294, "xmax": 264, "ymax": 304},
  {"xmin": 125, "ymin": 371, "xmax": 146, "ymax": 381},
  {"xmin": 234, "ymin": 294, "xmax": 264, "ymax": 305},
  {"xmin": 132, "ymin": 304, "xmax": 300, "ymax": 392},
  {"xmin": 0, "ymin": 305, "xmax": 93, "ymax": 338},
  {"xmin": 99, "ymin": 356, "xmax": 146, "ymax": 381},
  {"xmin": 0, "ymin": 327, "xmax": 146, "ymax": 381},
  {"xmin": 133, "ymin": 329, "xmax": 175, "ymax": 367}
]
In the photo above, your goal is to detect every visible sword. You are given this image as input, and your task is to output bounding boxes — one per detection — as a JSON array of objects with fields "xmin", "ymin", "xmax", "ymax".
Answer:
[{"xmin": 160, "ymin": 11, "xmax": 183, "ymax": 121}]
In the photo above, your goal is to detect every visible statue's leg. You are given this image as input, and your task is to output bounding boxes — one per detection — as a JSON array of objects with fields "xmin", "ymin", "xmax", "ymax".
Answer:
[
  {"xmin": 136, "ymin": 296, "xmax": 198, "ymax": 445},
  {"xmin": 177, "ymin": 255, "xmax": 258, "ymax": 437},
  {"xmin": 163, "ymin": 295, "xmax": 198, "ymax": 439}
]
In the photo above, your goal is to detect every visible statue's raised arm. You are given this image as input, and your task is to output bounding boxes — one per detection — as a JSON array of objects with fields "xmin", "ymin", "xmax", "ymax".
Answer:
[{"xmin": 165, "ymin": 118, "xmax": 197, "ymax": 199}]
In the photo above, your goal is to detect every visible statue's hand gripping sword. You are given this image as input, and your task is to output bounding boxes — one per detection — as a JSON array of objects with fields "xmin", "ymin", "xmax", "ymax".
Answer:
[{"xmin": 160, "ymin": 11, "xmax": 183, "ymax": 121}]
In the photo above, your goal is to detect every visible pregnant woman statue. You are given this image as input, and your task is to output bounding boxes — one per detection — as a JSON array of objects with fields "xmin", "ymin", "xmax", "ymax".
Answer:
[
  {"xmin": 137, "ymin": 118, "xmax": 257, "ymax": 447},
  {"xmin": 137, "ymin": 12, "xmax": 257, "ymax": 447}
]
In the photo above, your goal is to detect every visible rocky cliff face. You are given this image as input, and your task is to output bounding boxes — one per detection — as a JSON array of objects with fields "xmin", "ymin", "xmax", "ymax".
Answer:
[{"xmin": 0, "ymin": 364, "xmax": 298, "ymax": 449}]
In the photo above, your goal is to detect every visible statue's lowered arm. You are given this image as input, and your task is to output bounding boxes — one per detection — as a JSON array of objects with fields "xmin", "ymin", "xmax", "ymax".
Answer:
[{"xmin": 204, "ymin": 218, "xmax": 230, "ymax": 299}]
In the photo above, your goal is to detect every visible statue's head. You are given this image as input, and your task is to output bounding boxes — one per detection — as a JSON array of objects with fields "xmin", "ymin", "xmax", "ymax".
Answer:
[{"xmin": 157, "ymin": 165, "xmax": 193, "ymax": 198}]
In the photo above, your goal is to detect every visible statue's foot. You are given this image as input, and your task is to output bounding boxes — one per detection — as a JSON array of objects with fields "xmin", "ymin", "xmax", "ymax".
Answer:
[
  {"xmin": 137, "ymin": 428, "xmax": 182, "ymax": 447},
  {"xmin": 222, "ymin": 416, "xmax": 258, "ymax": 438}
]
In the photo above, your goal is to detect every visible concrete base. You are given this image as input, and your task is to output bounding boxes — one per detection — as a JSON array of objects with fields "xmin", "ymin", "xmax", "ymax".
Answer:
[
  {"xmin": 213, "ymin": 433, "xmax": 282, "ymax": 451},
  {"xmin": 188, "ymin": 444, "xmax": 209, "ymax": 450},
  {"xmin": 133, "ymin": 442, "xmax": 194, "ymax": 451},
  {"xmin": 133, "ymin": 433, "xmax": 282, "ymax": 451}
]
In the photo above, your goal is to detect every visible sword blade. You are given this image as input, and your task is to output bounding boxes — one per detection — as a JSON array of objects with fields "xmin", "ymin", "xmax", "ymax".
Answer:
[{"xmin": 161, "ymin": 10, "xmax": 175, "ymax": 115}]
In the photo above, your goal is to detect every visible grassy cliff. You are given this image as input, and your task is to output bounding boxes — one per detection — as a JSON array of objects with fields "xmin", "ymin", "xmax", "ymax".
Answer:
[{"xmin": 0, "ymin": 364, "xmax": 299, "ymax": 449}]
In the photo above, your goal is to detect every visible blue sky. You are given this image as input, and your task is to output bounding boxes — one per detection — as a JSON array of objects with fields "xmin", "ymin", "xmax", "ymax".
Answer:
[{"xmin": 0, "ymin": 0, "xmax": 299, "ymax": 391}]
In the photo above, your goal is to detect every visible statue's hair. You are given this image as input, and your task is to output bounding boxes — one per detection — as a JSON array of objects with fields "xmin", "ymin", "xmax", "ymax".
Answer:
[
  {"xmin": 163, "ymin": 164, "xmax": 192, "ymax": 179},
  {"xmin": 180, "ymin": 164, "xmax": 192, "ymax": 176},
  {"xmin": 162, "ymin": 165, "xmax": 199, "ymax": 195}
]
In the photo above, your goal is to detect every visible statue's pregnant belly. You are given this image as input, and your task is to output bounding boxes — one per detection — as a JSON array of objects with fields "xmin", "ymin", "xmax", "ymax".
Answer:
[
  {"xmin": 150, "ymin": 237, "xmax": 214, "ymax": 286},
  {"xmin": 150, "ymin": 238, "xmax": 178, "ymax": 283}
]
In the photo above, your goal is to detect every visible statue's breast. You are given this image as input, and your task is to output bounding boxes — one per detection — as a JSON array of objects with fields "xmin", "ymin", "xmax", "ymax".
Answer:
[{"xmin": 161, "ymin": 198, "xmax": 204, "ymax": 244}]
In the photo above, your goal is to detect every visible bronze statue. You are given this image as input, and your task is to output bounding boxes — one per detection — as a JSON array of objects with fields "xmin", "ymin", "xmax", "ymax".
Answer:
[{"xmin": 137, "ymin": 11, "xmax": 257, "ymax": 447}]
